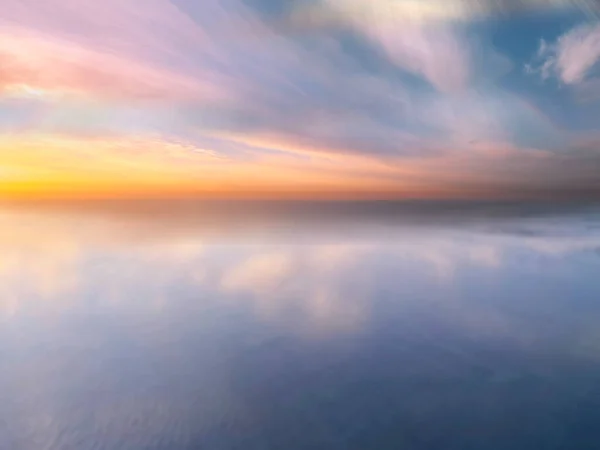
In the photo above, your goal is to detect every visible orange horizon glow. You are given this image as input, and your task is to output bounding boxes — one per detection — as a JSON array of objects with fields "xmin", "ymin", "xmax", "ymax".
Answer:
[{"xmin": 1, "ymin": 131, "xmax": 599, "ymax": 201}]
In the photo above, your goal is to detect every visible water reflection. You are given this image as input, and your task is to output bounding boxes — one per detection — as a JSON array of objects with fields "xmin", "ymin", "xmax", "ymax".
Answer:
[{"xmin": 1, "ymin": 201, "xmax": 600, "ymax": 449}]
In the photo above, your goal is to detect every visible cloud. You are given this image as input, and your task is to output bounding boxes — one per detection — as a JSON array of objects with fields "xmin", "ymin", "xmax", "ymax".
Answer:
[
  {"xmin": 281, "ymin": 1, "xmax": 473, "ymax": 92},
  {"xmin": 0, "ymin": 28, "xmax": 224, "ymax": 103},
  {"xmin": 0, "ymin": 0, "xmax": 208, "ymax": 64},
  {"xmin": 555, "ymin": 24, "xmax": 600, "ymax": 84},
  {"xmin": 529, "ymin": 23, "xmax": 600, "ymax": 86},
  {"xmin": 364, "ymin": 23, "xmax": 472, "ymax": 92},
  {"xmin": 0, "ymin": 132, "xmax": 231, "ymax": 199},
  {"xmin": 0, "ymin": 0, "xmax": 599, "ymax": 199},
  {"xmin": 290, "ymin": 0, "xmax": 597, "ymax": 27},
  {"xmin": 284, "ymin": 0, "xmax": 598, "ymax": 92},
  {"xmin": 0, "ymin": 0, "xmax": 545, "ymax": 159}
]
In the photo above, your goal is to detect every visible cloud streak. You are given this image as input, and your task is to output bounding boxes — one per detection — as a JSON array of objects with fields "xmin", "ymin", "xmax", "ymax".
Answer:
[
  {"xmin": 0, "ymin": 0, "xmax": 599, "ymax": 199},
  {"xmin": 0, "ymin": 27, "xmax": 225, "ymax": 103}
]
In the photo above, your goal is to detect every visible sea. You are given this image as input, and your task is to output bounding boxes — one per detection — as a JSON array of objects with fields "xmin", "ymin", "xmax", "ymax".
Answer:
[{"xmin": 1, "ymin": 200, "xmax": 600, "ymax": 449}]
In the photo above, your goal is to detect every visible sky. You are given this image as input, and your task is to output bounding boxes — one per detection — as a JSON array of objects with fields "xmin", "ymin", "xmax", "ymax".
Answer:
[{"xmin": 0, "ymin": 0, "xmax": 599, "ymax": 200}]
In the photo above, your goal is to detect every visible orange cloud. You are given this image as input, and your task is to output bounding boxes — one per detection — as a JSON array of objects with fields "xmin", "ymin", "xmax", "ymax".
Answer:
[
  {"xmin": 1, "ymin": 129, "xmax": 599, "ymax": 201},
  {"xmin": 0, "ymin": 132, "xmax": 428, "ymax": 199}
]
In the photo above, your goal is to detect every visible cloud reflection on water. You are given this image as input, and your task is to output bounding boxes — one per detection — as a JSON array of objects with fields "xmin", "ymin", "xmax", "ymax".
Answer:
[
  {"xmin": 0, "ymin": 201, "xmax": 599, "ymax": 333},
  {"xmin": 2, "ymin": 201, "xmax": 600, "ymax": 449}
]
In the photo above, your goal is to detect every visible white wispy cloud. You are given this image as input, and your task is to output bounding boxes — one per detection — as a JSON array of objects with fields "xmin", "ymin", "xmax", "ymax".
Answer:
[
  {"xmin": 364, "ymin": 23, "xmax": 472, "ymax": 92},
  {"xmin": 529, "ymin": 23, "xmax": 600, "ymax": 85},
  {"xmin": 556, "ymin": 24, "xmax": 600, "ymax": 84}
]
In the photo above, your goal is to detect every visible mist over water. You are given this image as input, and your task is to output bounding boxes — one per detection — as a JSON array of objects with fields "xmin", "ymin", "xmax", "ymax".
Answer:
[{"xmin": 2, "ymin": 201, "xmax": 600, "ymax": 449}]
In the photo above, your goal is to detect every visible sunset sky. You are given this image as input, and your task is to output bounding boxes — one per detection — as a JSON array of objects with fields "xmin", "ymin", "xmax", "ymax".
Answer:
[{"xmin": 0, "ymin": 0, "xmax": 599, "ymax": 199}]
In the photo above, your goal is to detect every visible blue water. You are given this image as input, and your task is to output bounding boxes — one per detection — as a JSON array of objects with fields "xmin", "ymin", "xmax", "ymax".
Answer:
[{"xmin": 1, "ymin": 201, "xmax": 600, "ymax": 449}]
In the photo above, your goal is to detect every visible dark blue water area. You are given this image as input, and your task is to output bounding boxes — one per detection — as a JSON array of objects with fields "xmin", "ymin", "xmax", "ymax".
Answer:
[{"xmin": 1, "ymin": 202, "xmax": 600, "ymax": 449}]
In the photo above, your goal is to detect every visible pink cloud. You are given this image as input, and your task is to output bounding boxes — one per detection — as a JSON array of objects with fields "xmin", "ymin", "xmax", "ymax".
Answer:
[
  {"xmin": 532, "ymin": 23, "xmax": 600, "ymax": 85},
  {"xmin": 556, "ymin": 23, "xmax": 600, "ymax": 84},
  {"xmin": 0, "ymin": 27, "xmax": 225, "ymax": 103},
  {"xmin": 0, "ymin": 0, "xmax": 236, "ymax": 104},
  {"xmin": 0, "ymin": 0, "xmax": 208, "ymax": 63}
]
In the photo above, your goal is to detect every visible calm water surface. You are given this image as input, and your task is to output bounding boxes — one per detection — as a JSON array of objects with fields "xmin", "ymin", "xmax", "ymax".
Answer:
[{"xmin": 1, "ymin": 201, "xmax": 600, "ymax": 449}]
